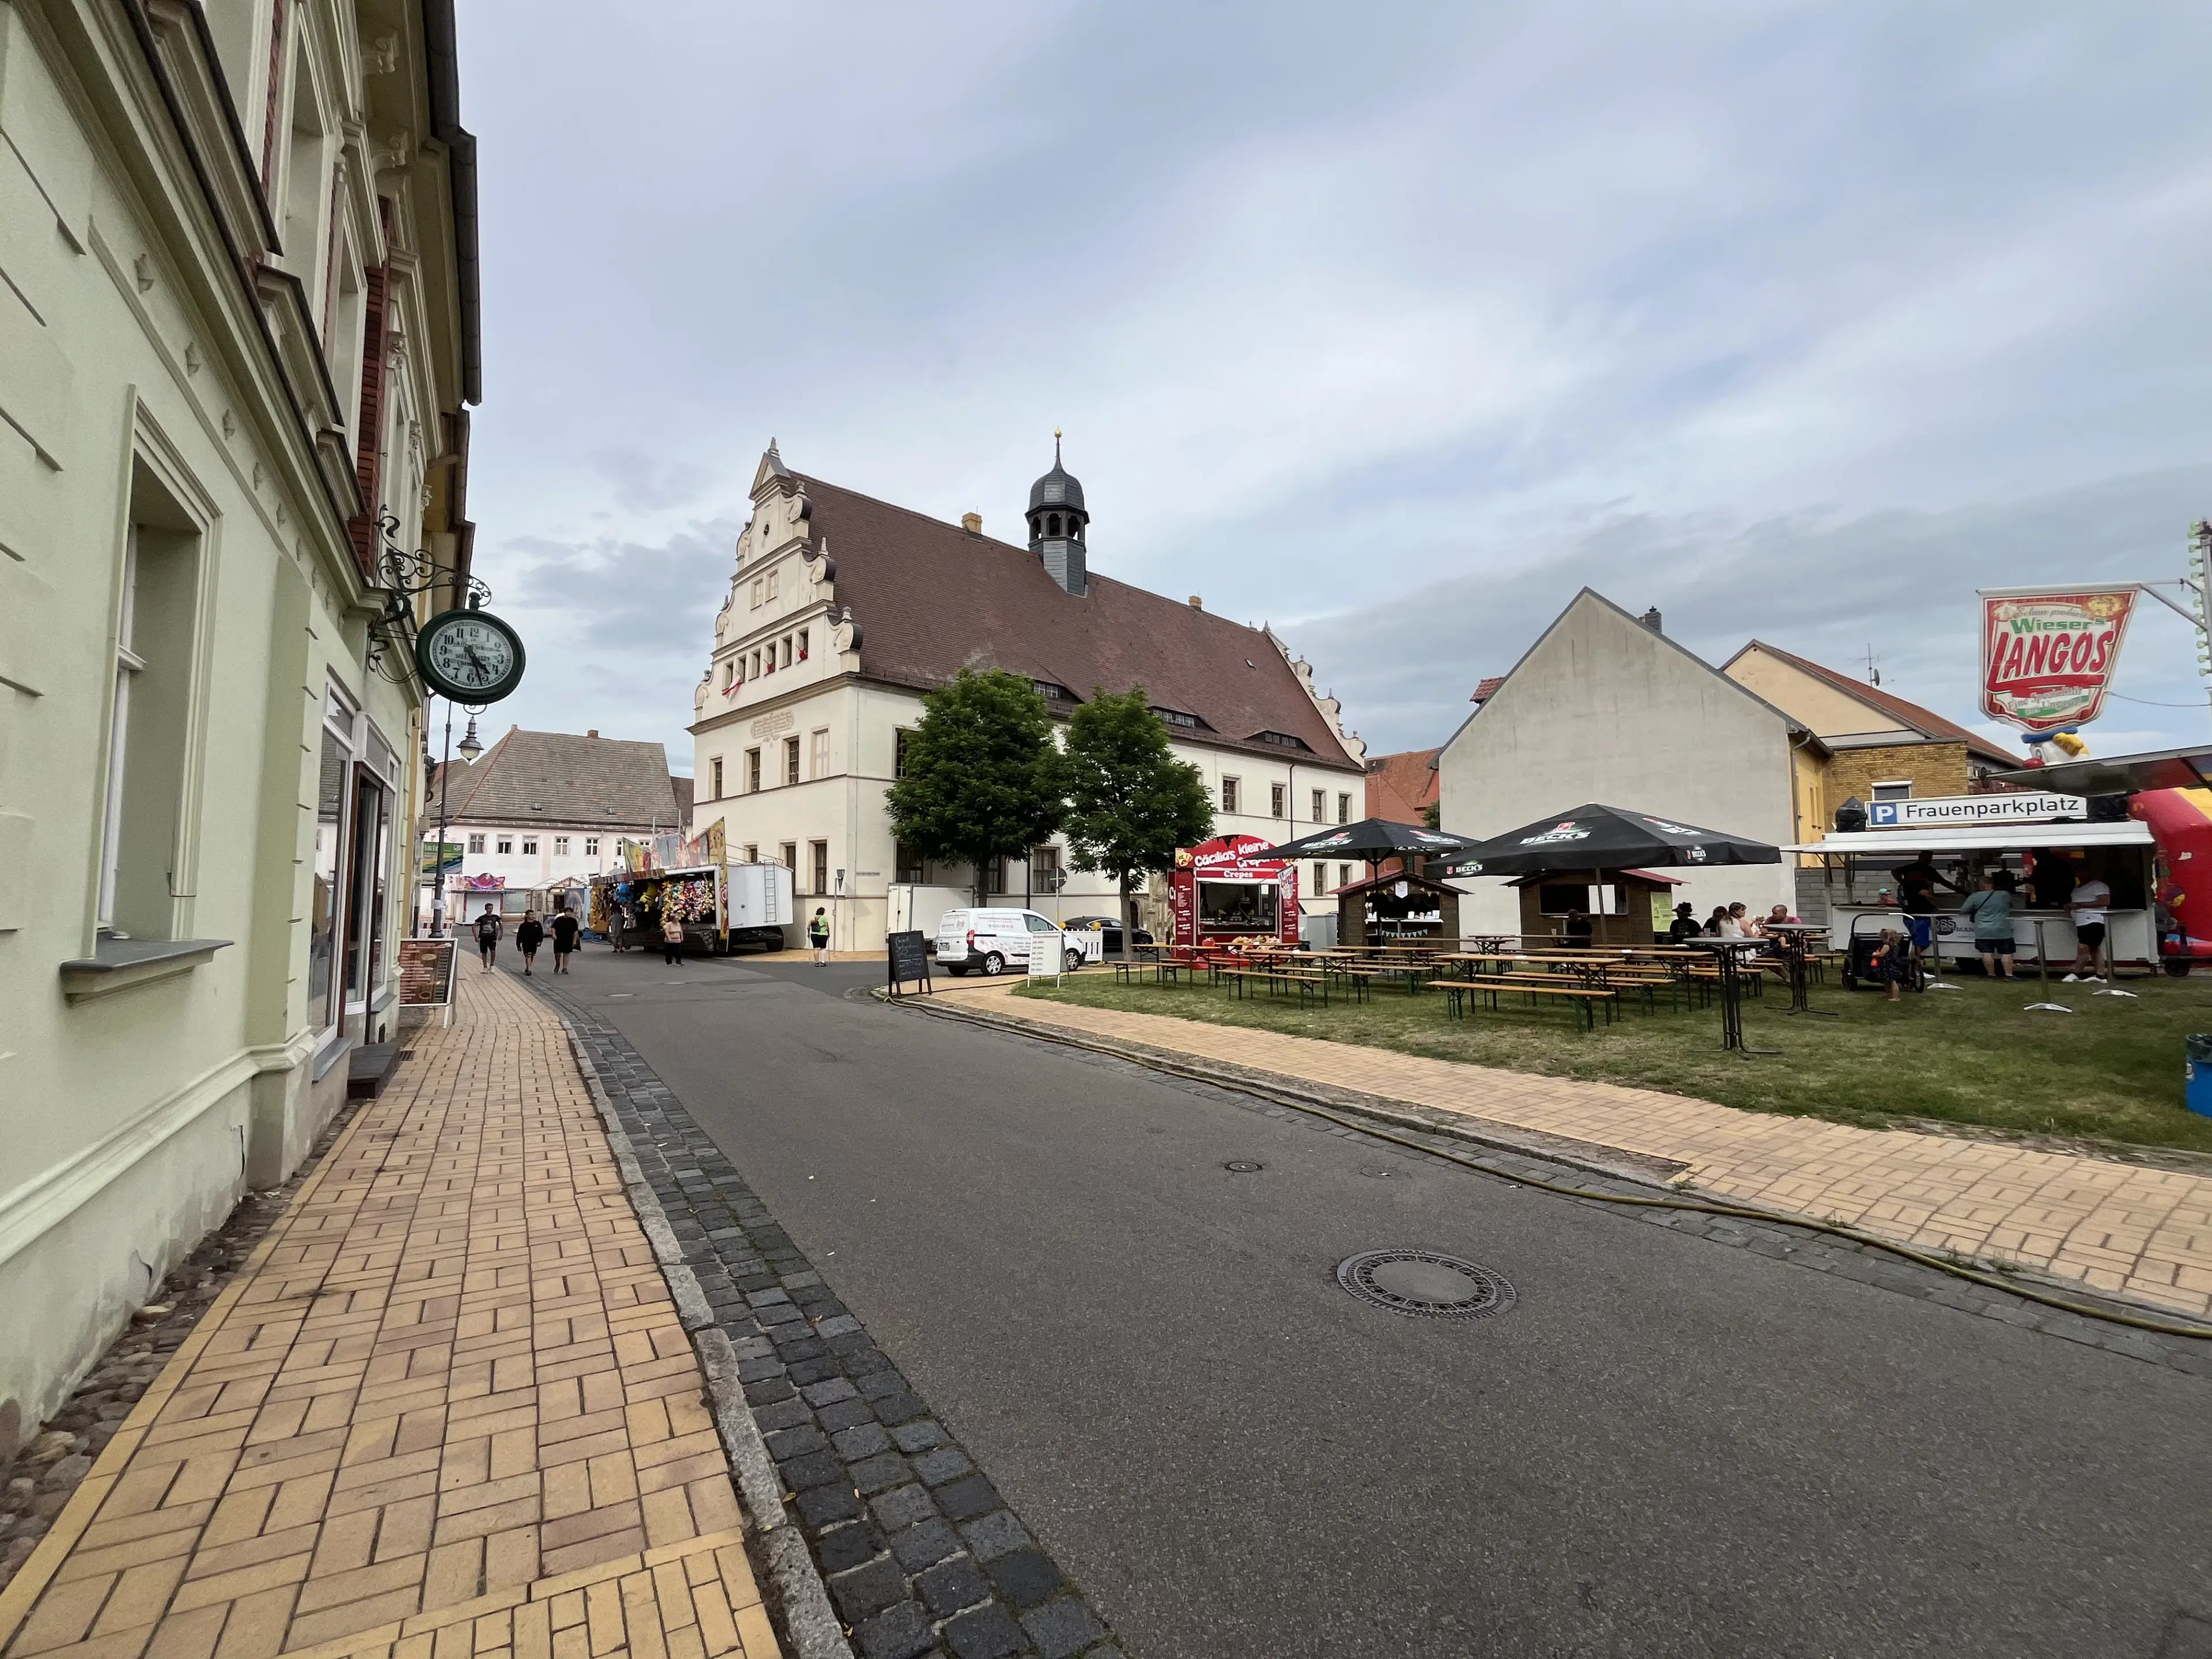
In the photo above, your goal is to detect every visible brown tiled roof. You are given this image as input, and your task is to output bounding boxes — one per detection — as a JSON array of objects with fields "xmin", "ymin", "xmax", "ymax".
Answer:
[
  {"xmin": 1737, "ymin": 641, "xmax": 2014, "ymax": 765},
  {"xmin": 800, "ymin": 476, "xmax": 1362, "ymax": 771},
  {"xmin": 1469, "ymin": 676, "xmax": 1505, "ymax": 703},
  {"xmin": 433, "ymin": 728, "xmax": 681, "ymax": 830},
  {"xmin": 1365, "ymin": 747, "xmax": 1440, "ymax": 825}
]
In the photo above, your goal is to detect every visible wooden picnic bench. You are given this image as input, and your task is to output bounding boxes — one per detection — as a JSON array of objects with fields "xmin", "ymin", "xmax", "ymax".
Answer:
[{"xmin": 1445, "ymin": 976, "xmax": 1621, "ymax": 1029}]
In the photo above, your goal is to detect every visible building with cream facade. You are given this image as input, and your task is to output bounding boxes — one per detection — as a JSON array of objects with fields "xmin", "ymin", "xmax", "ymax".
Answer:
[
  {"xmin": 0, "ymin": 0, "xmax": 479, "ymax": 1442},
  {"xmin": 690, "ymin": 444, "xmax": 1367, "ymax": 947}
]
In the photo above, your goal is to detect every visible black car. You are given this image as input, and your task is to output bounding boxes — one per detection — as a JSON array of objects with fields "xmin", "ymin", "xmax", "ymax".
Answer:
[{"xmin": 1063, "ymin": 915, "xmax": 1156, "ymax": 955}]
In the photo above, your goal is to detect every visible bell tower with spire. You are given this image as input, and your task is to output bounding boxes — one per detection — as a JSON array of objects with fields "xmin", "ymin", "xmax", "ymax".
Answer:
[{"xmin": 1026, "ymin": 430, "xmax": 1089, "ymax": 596}]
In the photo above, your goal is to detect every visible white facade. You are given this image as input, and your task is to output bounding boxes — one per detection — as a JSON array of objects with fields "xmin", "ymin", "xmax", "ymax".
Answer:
[
  {"xmin": 1437, "ymin": 590, "xmax": 1821, "ymax": 933},
  {"xmin": 687, "ymin": 464, "xmax": 1366, "ymax": 949}
]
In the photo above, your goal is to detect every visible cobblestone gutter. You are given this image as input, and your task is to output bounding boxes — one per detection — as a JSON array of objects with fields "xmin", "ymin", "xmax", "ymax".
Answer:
[{"xmin": 525, "ymin": 977, "xmax": 1124, "ymax": 1659}]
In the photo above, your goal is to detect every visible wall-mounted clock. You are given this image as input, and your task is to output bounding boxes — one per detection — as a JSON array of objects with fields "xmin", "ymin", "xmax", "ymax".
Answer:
[{"xmin": 416, "ymin": 604, "xmax": 526, "ymax": 703}]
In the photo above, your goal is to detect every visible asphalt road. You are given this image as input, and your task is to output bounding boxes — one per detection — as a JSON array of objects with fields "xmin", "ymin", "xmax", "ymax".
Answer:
[{"xmin": 540, "ymin": 947, "xmax": 2212, "ymax": 1658}]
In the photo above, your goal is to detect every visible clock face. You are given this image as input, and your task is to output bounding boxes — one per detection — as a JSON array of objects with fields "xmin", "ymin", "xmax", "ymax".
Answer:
[{"xmin": 417, "ymin": 609, "xmax": 525, "ymax": 701}]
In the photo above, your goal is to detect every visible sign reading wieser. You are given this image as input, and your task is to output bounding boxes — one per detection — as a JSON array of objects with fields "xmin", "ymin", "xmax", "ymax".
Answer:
[{"xmin": 1978, "ymin": 588, "xmax": 2138, "ymax": 733}]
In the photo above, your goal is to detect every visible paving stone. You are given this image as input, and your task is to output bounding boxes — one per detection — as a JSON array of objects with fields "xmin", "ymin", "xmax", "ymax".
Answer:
[
  {"xmin": 889, "ymin": 1517, "xmax": 964, "ymax": 1572},
  {"xmin": 819, "ymin": 1520, "xmax": 889, "ymax": 1574},
  {"xmin": 893, "ymin": 1419, "xmax": 950, "ymax": 1453},
  {"xmin": 985, "ymin": 1548, "xmax": 1066, "ymax": 1609},
  {"xmin": 872, "ymin": 1482, "xmax": 941, "ymax": 1533},
  {"xmin": 944, "ymin": 1603, "xmax": 1028, "ymax": 1659},
  {"xmin": 935, "ymin": 1475, "xmax": 1005, "ymax": 1521},
  {"xmin": 833, "ymin": 1422, "xmax": 895, "ymax": 1460},
  {"xmin": 856, "ymin": 1599, "xmax": 937, "ymax": 1659},
  {"xmin": 960, "ymin": 1510, "xmax": 1036, "ymax": 1563},
  {"xmin": 917, "ymin": 1556, "xmax": 994, "ymax": 1618},
  {"xmin": 1022, "ymin": 1596, "xmax": 1109, "ymax": 1658},
  {"xmin": 830, "ymin": 1554, "xmax": 910, "ymax": 1625}
]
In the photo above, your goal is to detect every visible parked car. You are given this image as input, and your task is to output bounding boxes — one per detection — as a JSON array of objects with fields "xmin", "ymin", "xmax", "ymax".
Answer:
[
  {"xmin": 935, "ymin": 909, "xmax": 1097, "ymax": 975},
  {"xmin": 1062, "ymin": 915, "xmax": 1156, "ymax": 956}
]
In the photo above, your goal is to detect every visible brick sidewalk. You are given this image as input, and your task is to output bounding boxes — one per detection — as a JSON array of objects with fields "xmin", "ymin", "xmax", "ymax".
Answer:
[
  {"xmin": 937, "ymin": 983, "xmax": 2212, "ymax": 1321},
  {"xmin": 0, "ymin": 973, "xmax": 778, "ymax": 1659}
]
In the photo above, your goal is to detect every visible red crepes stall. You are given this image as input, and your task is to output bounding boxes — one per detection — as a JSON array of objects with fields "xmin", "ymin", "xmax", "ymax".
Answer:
[{"xmin": 1169, "ymin": 835, "xmax": 1300, "ymax": 955}]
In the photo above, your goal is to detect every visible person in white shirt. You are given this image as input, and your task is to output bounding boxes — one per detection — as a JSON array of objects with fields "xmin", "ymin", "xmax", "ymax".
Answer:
[{"xmin": 2063, "ymin": 866, "xmax": 2112, "ymax": 982}]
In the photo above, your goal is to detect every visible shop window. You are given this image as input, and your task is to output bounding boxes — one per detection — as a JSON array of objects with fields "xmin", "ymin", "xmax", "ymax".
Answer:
[
  {"xmin": 785, "ymin": 736, "xmax": 801, "ymax": 785},
  {"xmin": 711, "ymin": 757, "xmax": 724, "ymax": 798},
  {"xmin": 555, "ymin": 836, "xmax": 570, "ymax": 855},
  {"xmin": 497, "ymin": 836, "xmax": 513, "ymax": 854},
  {"xmin": 1872, "ymin": 781, "xmax": 1912, "ymax": 802},
  {"xmin": 1337, "ymin": 793, "xmax": 1352, "ymax": 825},
  {"xmin": 746, "ymin": 748, "xmax": 762, "ymax": 792},
  {"xmin": 467, "ymin": 834, "xmax": 485, "ymax": 854},
  {"xmin": 811, "ymin": 841, "xmax": 829, "ymax": 895},
  {"xmin": 99, "ymin": 480, "xmax": 209, "ymax": 941},
  {"xmin": 585, "ymin": 837, "xmax": 599, "ymax": 857},
  {"xmin": 1270, "ymin": 783, "xmax": 1285, "ymax": 819},
  {"xmin": 521, "ymin": 838, "xmax": 537, "ymax": 855},
  {"xmin": 810, "ymin": 728, "xmax": 830, "ymax": 779},
  {"xmin": 1221, "ymin": 777, "xmax": 1240, "ymax": 814},
  {"xmin": 309, "ymin": 688, "xmax": 353, "ymax": 1028}
]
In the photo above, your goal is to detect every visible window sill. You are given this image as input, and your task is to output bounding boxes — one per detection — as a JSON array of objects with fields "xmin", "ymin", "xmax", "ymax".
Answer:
[{"xmin": 59, "ymin": 937, "xmax": 232, "ymax": 1002}]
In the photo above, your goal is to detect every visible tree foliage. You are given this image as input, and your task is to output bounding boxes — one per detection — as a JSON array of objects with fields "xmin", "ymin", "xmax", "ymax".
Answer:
[
  {"xmin": 1062, "ymin": 688, "xmax": 1215, "ymax": 953},
  {"xmin": 885, "ymin": 670, "xmax": 1068, "ymax": 906}
]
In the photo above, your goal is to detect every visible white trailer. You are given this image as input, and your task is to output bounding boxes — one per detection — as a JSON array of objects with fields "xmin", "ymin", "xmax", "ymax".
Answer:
[{"xmin": 723, "ymin": 861, "xmax": 795, "ymax": 952}]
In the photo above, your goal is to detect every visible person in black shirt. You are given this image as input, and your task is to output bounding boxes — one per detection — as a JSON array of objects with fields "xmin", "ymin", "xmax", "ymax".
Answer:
[
  {"xmin": 550, "ymin": 905, "xmax": 581, "ymax": 973},
  {"xmin": 1890, "ymin": 853, "xmax": 1963, "ymax": 962},
  {"xmin": 2025, "ymin": 853, "xmax": 2078, "ymax": 914},
  {"xmin": 1563, "ymin": 906, "xmax": 1594, "ymax": 946},
  {"xmin": 515, "ymin": 910, "xmax": 544, "ymax": 976},
  {"xmin": 1667, "ymin": 902, "xmax": 1704, "ymax": 944},
  {"xmin": 472, "ymin": 904, "xmax": 502, "ymax": 972}
]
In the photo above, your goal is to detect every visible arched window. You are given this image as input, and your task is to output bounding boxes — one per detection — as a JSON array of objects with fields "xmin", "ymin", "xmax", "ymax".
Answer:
[{"xmin": 1047, "ymin": 514, "xmax": 1062, "ymax": 537}]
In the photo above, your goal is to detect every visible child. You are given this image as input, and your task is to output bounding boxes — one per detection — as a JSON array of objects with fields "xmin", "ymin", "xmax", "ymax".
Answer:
[{"xmin": 1870, "ymin": 927, "xmax": 1911, "ymax": 1002}]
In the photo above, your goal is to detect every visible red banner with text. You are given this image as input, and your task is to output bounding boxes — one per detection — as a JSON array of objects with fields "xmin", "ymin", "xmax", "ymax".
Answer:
[{"xmin": 1978, "ymin": 588, "xmax": 2138, "ymax": 734}]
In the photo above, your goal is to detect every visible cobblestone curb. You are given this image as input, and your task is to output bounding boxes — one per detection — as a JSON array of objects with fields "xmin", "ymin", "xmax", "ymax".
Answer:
[
  {"xmin": 525, "ymin": 978, "xmax": 1125, "ymax": 1659},
  {"xmin": 900, "ymin": 992, "xmax": 2212, "ymax": 1378}
]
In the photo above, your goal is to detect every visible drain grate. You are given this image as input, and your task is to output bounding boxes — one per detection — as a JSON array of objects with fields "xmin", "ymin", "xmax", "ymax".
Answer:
[
  {"xmin": 1336, "ymin": 1250, "xmax": 1517, "ymax": 1320},
  {"xmin": 1224, "ymin": 1160, "xmax": 1264, "ymax": 1173}
]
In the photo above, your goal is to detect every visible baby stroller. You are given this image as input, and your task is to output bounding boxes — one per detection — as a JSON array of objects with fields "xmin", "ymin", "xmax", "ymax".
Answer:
[{"xmin": 1840, "ymin": 912, "xmax": 1921, "ymax": 993}]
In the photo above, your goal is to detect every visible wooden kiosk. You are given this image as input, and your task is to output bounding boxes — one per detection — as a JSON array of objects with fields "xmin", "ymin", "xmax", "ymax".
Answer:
[
  {"xmin": 1506, "ymin": 868, "xmax": 1683, "ymax": 946},
  {"xmin": 1337, "ymin": 871, "xmax": 1461, "ymax": 948}
]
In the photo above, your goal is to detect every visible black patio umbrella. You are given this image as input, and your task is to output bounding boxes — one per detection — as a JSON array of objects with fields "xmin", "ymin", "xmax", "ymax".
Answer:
[
  {"xmin": 1433, "ymin": 804, "xmax": 1779, "ymax": 878},
  {"xmin": 1250, "ymin": 817, "xmax": 1484, "ymax": 865}
]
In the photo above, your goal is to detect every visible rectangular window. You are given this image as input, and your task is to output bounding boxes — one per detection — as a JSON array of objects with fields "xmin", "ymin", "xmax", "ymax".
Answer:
[
  {"xmin": 811, "ymin": 841, "xmax": 829, "ymax": 895},
  {"xmin": 497, "ymin": 836, "xmax": 513, "ymax": 854},
  {"xmin": 746, "ymin": 749, "xmax": 762, "ymax": 792},
  {"xmin": 309, "ymin": 688, "xmax": 354, "ymax": 1028},
  {"xmin": 1270, "ymin": 783, "xmax": 1285, "ymax": 819},
  {"xmin": 1871, "ymin": 781, "xmax": 1912, "ymax": 802},
  {"xmin": 521, "ymin": 837, "xmax": 537, "ymax": 855},
  {"xmin": 810, "ymin": 728, "xmax": 830, "ymax": 779},
  {"xmin": 798, "ymin": 628, "xmax": 809, "ymax": 661},
  {"xmin": 751, "ymin": 650, "xmax": 762, "ymax": 679},
  {"xmin": 780, "ymin": 842, "xmax": 797, "ymax": 874},
  {"xmin": 785, "ymin": 736, "xmax": 801, "ymax": 785},
  {"xmin": 1311, "ymin": 789, "xmax": 1324, "ymax": 821},
  {"xmin": 468, "ymin": 833, "xmax": 485, "ymax": 854},
  {"xmin": 1337, "ymin": 793, "xmax": 1351, "ymax": 825},
  {"xmin": 782, "ymin": 636, "xmax": 793, "ymax": 668},
  {"xmin": 895, "ymin": 729, "xmax": 912, "ymax": 778},
  {"xmin": 722, "ymin": 662, "xmax": 734, "ymax": 688},
  {"xmin": 554, "ymin": 836, "xmax": 570, "ymax": 856},
  {"xmin": 711, "ymin": 757, "xmax": 725, "ymax": 798},
  {"xmin": 744, "ymin": 843, "xmax": 759, "ymax": 864},
  {"xmin": 1032, "ymin": 845, "xmax": 1060, "ymax": 890},
  {"xmin": 750, "ymin": 578, "xmax": 763, "ymax": 608},
  {"xmin": 767, "ymin": 569, "xmax": 779, "ymax": 601},
  {"xmin": 1221, "ymin": 777, "xmax": 1239, "ymax": 815},
  {"xmin": 1339, "ymin": 863, "xmax": 1352, "ymax": 890},
  {"xmin": 896, "ymin": 842, "xmax": 925, "ymax": 884}
]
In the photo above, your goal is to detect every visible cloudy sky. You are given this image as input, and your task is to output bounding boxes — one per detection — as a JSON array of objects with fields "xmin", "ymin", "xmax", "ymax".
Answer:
[{"xmin": 452, "ymin": 1, "xmax": 2212, "ymax": 774}]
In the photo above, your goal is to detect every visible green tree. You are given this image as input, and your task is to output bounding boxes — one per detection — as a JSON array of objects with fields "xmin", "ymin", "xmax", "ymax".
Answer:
[
  {"xmin": 885, "ymin": 669, "xmax": 1068, "ymax": 908},
  {"xmin": 1423, "ymin": 800, "xmax": 1441, "ymax": 831},
  {"xmin": 1062, "ymin": 687, "xmax": 1215, "ymax": 958}
]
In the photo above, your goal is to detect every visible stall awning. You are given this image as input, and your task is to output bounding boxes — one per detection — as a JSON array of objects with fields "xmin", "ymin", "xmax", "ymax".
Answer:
[{"xmin": 1785, "ymin": 823, "xmax": 2153, "ymax": 854}]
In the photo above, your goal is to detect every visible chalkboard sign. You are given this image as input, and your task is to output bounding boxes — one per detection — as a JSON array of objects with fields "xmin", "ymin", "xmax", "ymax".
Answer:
[
  {"xmin": 399, "ymin": 939, "xmax": 457, "ymax": 1011},
  {"xmin": 887, "ymin": 930, "xmax": 932, "ymax": 995}
]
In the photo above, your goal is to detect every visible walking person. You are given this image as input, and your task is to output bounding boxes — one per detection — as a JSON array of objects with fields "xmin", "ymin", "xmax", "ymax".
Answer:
[
  {"xmin": 516, "ymin": 910, "xmax": 544, "ymax": 976},
  {"xmin": 660, "ymin": 906, "xmax": 686, "ymax": 966},
  {"xmin": 1891, "ymin": 851, "xmax": 1964, "ymax": 968},
  {"xmin": 473, "ymin": 903, "xmax": 502, "ymax": 973},
  {"xmin": 808, "ymin": 906, "xmax": 831, "ymax": 965},
  {"xmin": 1960, "ymin": 870, "xmax": 2017, "ymax": 979},
  {"xmin": 1870, "ymin": 927, "xmax": 1912, "ymax": 1003},
  {"xmin": 550, "ymin": 904, "xmax": 581, "ymax": 974}
]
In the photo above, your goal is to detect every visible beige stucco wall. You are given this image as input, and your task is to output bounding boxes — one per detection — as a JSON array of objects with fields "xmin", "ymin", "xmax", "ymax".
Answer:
[
  {"xmin": 0, "ymin": 0, "xmax": 447, "ymax": 1444},
  {"xmin": 1438, "ymin": 593, "xmax": 1802, "ymax": 933}
]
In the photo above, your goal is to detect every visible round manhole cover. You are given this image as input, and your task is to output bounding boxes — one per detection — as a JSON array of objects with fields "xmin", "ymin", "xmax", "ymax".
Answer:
[
  {"xmin": 1224, "ymin": 1160, "xmax": 1264, "ymax": 1173},
  {"xmin": 1336, "ymin": 1250, "xmax": 1517, "ymax": 1320}
]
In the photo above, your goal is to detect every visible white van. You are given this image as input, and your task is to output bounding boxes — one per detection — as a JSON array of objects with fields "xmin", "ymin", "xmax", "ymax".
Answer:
[{"xmin": 935, "ymin": 909, "xmax": 1097, "ymax": 975}]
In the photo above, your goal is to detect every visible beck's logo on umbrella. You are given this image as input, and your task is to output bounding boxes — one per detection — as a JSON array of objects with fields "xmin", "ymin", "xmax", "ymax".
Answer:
[{"xmin": 1520, "ymin": 821, "xmax": 1590, "ymax": 846}]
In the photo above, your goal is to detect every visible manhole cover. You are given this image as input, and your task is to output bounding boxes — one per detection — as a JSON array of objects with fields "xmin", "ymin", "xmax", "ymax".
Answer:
[
  {"xmin": 1335, "ymin": 1250, "xmax": 1517, "ymax": 1320},
  {"xmin": 1224, "ymin": 1160, "xmax": 1264, "ymax": 1173}
]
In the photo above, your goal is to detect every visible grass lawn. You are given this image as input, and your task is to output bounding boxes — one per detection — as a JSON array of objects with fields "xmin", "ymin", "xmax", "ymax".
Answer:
[{"xmin": 1015, "ymin": 964, "xmax": 2212, "ymax": 1153}]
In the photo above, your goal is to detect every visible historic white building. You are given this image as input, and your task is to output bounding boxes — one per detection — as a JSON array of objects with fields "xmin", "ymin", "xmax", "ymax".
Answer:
[
  {"xmin": 689, "ymin": 442, "xmax": 1368, "ymax": 947},
  {"xmin": 418, "ymin": 726, "xmax": 686, "ymax": 924}
]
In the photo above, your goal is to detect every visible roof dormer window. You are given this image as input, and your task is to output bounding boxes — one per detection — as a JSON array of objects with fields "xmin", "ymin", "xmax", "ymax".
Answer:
[
  {"xmin": 1153, "ymin": 707, "xmax": 1199, "ymax": 729},
  {"xmin": 1256, "ymin": 731, "xmax": 1309, "ymax": 751}
]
